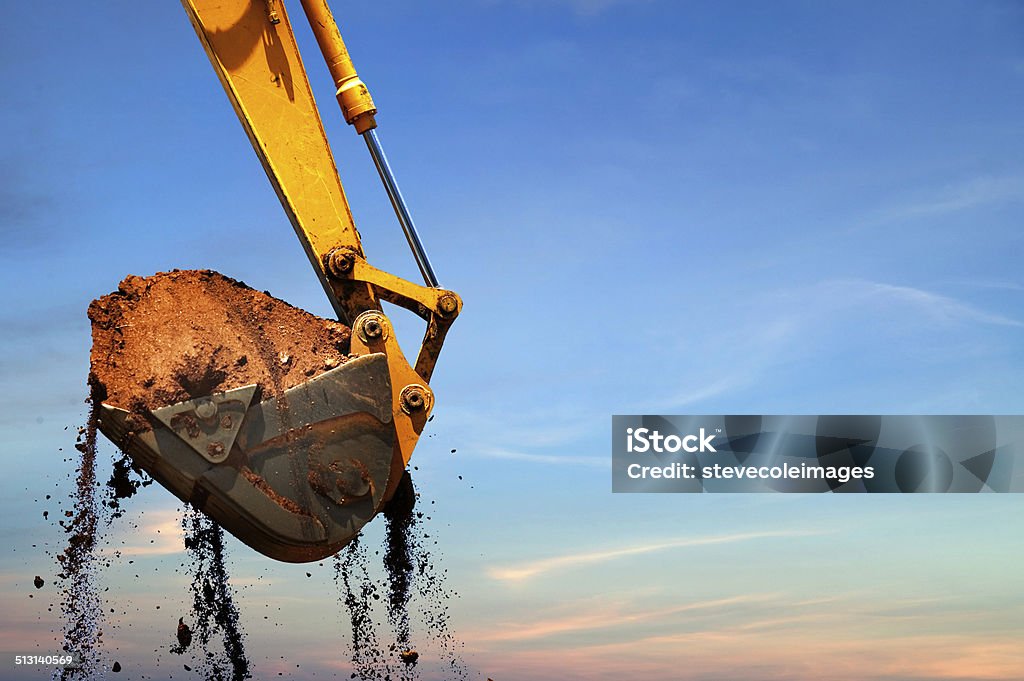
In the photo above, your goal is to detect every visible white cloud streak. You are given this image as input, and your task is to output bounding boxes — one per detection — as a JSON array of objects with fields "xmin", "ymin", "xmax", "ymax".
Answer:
[
  {"xmin": 882, "ymin": 175, "xmax": 1024, "ymax": 221},
  {"xmin": 476, "ymin": 446, "xmax": 608, "ymax": 468},
  {"xmin": 480, "ymin": 593, "xmax": 775, "ymax": 641},
  {"xmin": 824, "ymin": 280, "xmax": 1023, "ymax": 328},
  {"xmin": 101, "ymin": 508, "xmax": 183, "ymax": 557},
  {"xmin": 488, "ymin": 529, "xmax": 826, "ymax": 582}
]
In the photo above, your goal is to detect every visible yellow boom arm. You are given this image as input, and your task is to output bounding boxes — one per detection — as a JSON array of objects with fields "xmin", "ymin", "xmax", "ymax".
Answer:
[{"xmin": 180, "ymin": 0, "xmax": 460, "ymax": 495}]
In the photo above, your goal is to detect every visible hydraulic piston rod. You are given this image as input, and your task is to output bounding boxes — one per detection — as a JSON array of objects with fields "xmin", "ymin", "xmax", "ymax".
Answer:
[
  {"xmin": 363, "ymin": 128, "xmax": 440, "ymax": 288},
  {"xmin": 299, "ymin": 0, "xmax": 440, "ymax": 288}
]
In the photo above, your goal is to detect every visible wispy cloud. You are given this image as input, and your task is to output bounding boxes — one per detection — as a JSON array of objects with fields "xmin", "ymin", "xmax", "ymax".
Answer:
[
  {"xmin": 470, "ymin": 595, "xmax": 1024, "ymax": 681},
  {"xmin": 474, "ymin": 634, "xmax": 1024, "ymax": 681},
  {"xmin": 633, "ymin": 274, "xmax": 1020, "ymax": 412},
  {"xmin": 476, "ymin": 446, "xmax": 607, "ymax": 468},
  {"xmin": 645, "ymin": 317, "xmax": 800, "ymax": 412},
  {"xmin": 488, "ymin": 529, "xmax": 825, "ymax": 582},
  {"xmin": 449, "ymin": 276, "xmax": 1020, "ymax": 469},
  {"xmin": 439, "ymin": 405, "xmax": 610, "ymax": 469},
  {"xmin": 444, "ymin": 406, "xmax": 596, "ymax": 449},
  {"xmin": 480, "ymin": 593, "xmax": 775, "ymax": 641},
  {"xmin": 658, "ymin": 375, "xmax": 744, "ymax": 410},
  {"xmin": 824, "ymin": 280, "xmax": 1023, "ymax": 328},
  {"xmin": 101, "ymin": 509, "xmax": 183, "ymax": 557},
  {"xmin": 880, "ymin": 174, "xmax": 1024, "ymax": 222}
]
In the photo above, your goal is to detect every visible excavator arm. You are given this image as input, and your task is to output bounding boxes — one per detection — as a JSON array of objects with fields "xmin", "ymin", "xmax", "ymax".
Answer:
[
  {"xmin": 95, "ymin": 0, "xmax": 460, "ymax": 562},
  {"xmin": 180, "ymin": 0, "xmax": 461, "ymax": 379}
]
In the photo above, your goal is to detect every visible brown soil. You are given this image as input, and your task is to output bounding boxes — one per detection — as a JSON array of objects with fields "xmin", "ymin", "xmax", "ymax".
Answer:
[{"xmin": 88, "ymin": 269, "xmax": 351, "ymax": 414}]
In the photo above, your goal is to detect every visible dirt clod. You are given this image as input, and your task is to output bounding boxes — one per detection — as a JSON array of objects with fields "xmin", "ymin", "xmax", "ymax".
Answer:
[{"xmin": 177, "ymin": 617, "xmax": 193, "ymax": 649}]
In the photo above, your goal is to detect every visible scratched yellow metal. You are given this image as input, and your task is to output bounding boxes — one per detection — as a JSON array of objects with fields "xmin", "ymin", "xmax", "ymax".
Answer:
[{"xmin": 181, "ymin": 0, "xmax": 370, "ymax": 321}]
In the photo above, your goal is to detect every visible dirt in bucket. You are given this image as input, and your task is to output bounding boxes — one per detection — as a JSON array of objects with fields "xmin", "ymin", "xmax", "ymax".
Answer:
[{"xmin": 87, "ymin": 269, "xmax": 352, "ymax": 414}]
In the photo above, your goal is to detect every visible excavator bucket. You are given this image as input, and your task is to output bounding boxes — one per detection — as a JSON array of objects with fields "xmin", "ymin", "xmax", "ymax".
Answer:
[
  {"xmin": 98, "ymin": 356, "xmax": 395, "ymax": 562},
  {"xmin": 88, "ymin": 269, "xmax": 431, "ymax": 563},
  {"xmin": 88, "ymin": 0, "xmax": 459, "ymax": 562}
]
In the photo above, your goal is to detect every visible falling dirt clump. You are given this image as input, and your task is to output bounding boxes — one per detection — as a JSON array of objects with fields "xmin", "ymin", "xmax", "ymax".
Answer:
[
  {"xmin": 336, "ymin": 471, "xmax": 468, "ymax": 680},
  {"xmin": 104, "ymin": 453, "xmax": 153, "ymax": 520},
  {"xmin": 176, "ymin": 507, "xmax": 251, "ymax": 680},
  {"xmin": 56, "ymin": 390, "xmax": 105, "ymax": 679},
  {"xmin": 336, "ymin": 537, "xmax": 388, "ymax": 680},
  {"xmin": 88, "ymin": 269, "xmax": 352, "ymax": 414},
  {"xmin": 383, "ymin": 471, "xmax": 417, "ymax": 662},
  {"xmin": 177, "ymin": 617, "xmax": 193, "ymax": 649}
]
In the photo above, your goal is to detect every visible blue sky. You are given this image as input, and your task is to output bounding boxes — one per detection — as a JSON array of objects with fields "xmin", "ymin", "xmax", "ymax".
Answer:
[{"xmin": 2, "ymin": 1, "xmax": 1024, "ymax": 679}]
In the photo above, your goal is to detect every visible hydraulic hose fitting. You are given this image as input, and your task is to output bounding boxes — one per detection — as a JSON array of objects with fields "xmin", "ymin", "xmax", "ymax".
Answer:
[{"xmin": 299, "ymin": 0, "xmax": 378, "ymax": 133}]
